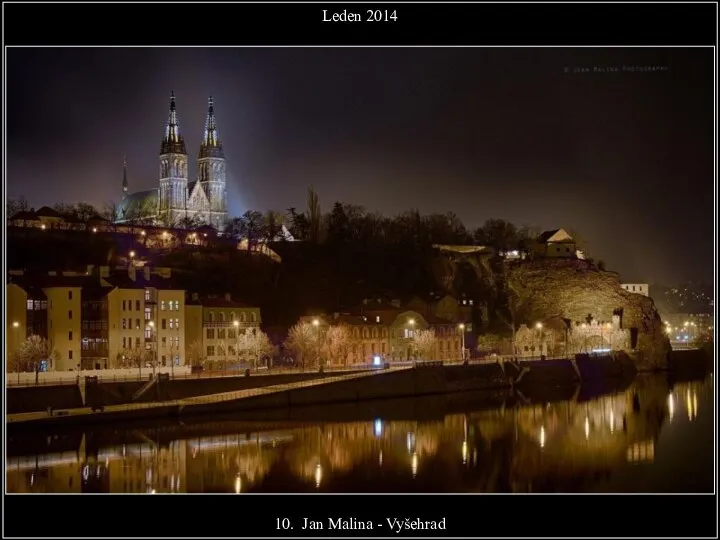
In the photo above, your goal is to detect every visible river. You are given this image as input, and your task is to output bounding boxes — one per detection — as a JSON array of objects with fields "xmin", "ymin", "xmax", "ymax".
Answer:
[{"xmin": 5, "ymin": 373, "xmax": 714, "ymax": 493}]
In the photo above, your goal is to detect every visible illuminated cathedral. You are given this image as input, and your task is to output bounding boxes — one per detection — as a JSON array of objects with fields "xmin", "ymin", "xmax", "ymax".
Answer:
[{"xmin": 117, "ymin": 92, "xmax": 229, "ymax": 229}]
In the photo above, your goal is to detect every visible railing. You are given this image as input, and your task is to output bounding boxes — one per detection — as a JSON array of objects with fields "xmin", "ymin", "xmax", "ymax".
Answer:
[
  {"xmin": 7, "ymin": 367, "xmax": 413, "ymax": 423},
  {"xmin": 5, "ymin": 364, "xmax": 393, "ymax": 387}
]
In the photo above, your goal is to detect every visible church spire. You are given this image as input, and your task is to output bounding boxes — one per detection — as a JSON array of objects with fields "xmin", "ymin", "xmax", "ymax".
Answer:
[
  {"xmin": 122, "ymin": 156, "xmax": 128, "ymax": 198},
  {"xmin": 199, "ymin": 95, "xmax": 224, "ymax": 159},
  {"xmin": 160, "ymin": 91, "xmax": 187, "ymax": 155}
]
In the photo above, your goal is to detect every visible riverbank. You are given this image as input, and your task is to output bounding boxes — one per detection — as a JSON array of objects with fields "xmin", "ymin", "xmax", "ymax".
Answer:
[{"xmin": 6, "ymin": 353, "xmax": 649, "ymax": 430}]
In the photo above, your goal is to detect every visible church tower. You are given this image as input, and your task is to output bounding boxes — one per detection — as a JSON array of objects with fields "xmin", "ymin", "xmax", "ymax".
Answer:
[
  {"xmin": 158, "ymin": 91, "xmax": 188, "ymax": 226},
  {"xmin": 196, "ymin": 96, "xmax": 228, "ymax": 229}
]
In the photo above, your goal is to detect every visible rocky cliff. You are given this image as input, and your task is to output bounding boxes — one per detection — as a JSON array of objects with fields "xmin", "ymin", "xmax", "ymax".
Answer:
[{"xmin": 505, "ymin": 259, "xmax": 670, "ymax": 368}]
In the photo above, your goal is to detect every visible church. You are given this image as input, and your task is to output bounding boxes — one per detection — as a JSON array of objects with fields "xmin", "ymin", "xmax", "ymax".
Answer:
[{"xmin": 116, "ymin": 92, "xmax": 229, "ymax": 230}]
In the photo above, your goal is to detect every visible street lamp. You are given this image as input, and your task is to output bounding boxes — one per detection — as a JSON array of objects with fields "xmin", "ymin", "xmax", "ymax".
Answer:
[
  {"xmin": 12, "ymin": 321, "xmax": 20, "ymax": 383},
  {"xmin": 312, "ymin": 319, "xmax": 320, "ymax": 369},
  {"xmin": 535, "ymin": 322, "xmax": 543, "ymax": 358},
  {"xmin": 458, "ymin": 323, "xmax": 466, "ymax": 361}
]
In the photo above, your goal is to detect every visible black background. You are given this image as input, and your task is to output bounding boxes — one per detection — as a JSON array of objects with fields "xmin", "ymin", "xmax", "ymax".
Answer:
[
  {"xmin": 4, "ymin": 493, "xmax": 718, "ymax": 537},
  {"xmin": 3, "ymin": 2, "xmax": 717, "ymax": 538},
  {"xmin": 2, "ymin": 2, "xmax": 716, "ymax": 46}
]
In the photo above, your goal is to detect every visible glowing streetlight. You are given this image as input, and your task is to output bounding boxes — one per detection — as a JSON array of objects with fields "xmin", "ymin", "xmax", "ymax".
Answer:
[
  {"xmin": 458, "ymin": 323, "xmax": 466, "ymax": 361},
  {"xmin": 92, "ymin": 227, "xmax": 98, "ymax": 233},
  {"xmin": 129, "ymin": 250, "xmax": 135, "ymax": 258},
  {"xmin": 41, "ymin": 224, "xmax": 46, "ymax": 230},
  {"xmin": 140, "ymin": 230, "xmax": 146, "ymax": 236},
  {"xmin": 535, "ymin": 322, "xmax": 543, "ymax": 330},
  {"xmin": 314, "ymin": 464, "xmax": 322, "ymax": 488},
  {"xmin": 12, "ymin": 321, "xmax": 20, "ymax": 328}
]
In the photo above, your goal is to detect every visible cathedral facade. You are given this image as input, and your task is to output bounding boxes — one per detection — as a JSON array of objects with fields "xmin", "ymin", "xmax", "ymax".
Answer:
[{"xmin": 117, "ymin": 92, "xmax": 229, "ymax": 230}]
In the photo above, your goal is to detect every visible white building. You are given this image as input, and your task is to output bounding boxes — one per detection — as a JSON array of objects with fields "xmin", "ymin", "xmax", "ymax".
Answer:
[{"xmin": 621, "ymin": 283, "xmax": 649, "ymax": 297}]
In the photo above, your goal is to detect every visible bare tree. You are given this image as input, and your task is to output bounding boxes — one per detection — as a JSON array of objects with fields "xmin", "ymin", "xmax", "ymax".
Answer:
[
  {"xmin": 264, "ymin": 210, "xmax": 283, "ymax": 242},
  {"xmin": 322, "ymin": 324, "xmax": 352, "ymax": 367},
  {"xmin": 187, "ymin": 339, "xmax": 204, "ymax": 368},
  {"xmin": 238, "ymin": 330, "xmax": 273, "ymax": 369},
  {"xmin": 477, "ymin": 334, "xmax": 503, "ymax": 355},
  {"xmin": 307, "ymin": 186, "xmax": 322, "ymax": 243},
  {"xmin": 411, "ymin": 329, "xmax": 437, "ymax": 361},
  {"xmin": 14, "ymin": 335, "xmax": 58, "ymax": 373},
  {"xmin": 285, "ymin": 322, "xmax": 318, "ymax": 368},
  {"xmin": 7, "ymin": 196, "xmax": 29, "ymax": 218}
]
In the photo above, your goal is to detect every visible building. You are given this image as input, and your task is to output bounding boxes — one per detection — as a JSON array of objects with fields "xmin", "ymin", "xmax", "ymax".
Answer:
[
  {"xmin": 6, "ymin": 266, "xmax": 187, "ymax": 372},
  {"xmin": 534, "ymin": 228, "xmax": 577, "ymax": 258},
  {"xmin": 185, "ymin": 293, "xmax": 262, "ymax": 367},
  {"xmin": 300, "ymin": 299, "xmax": 466, "ymax": 365},
  {"xmin": 621, "ymin": 283, "xmax": 649, "ymax": 296},
  {"xmin": 116, "ymin": 92, "xmax": 228, "ymax": 230}
]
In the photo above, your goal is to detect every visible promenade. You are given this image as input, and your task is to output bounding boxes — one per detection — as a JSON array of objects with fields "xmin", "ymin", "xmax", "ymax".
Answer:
[{"xmin": 7, "ymin": 367, "xmax": 411, "ymax": 426}]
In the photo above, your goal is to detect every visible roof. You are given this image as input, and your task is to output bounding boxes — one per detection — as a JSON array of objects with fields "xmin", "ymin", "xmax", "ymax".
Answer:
[
  {"xmin": 117, "ymin": 189, "xmax": 158, "ymax": 221},
  {"xmin": 35, "ymin": 206, "xmax": 62, "ymax": 218},
  {"xmin": 433, "ymin": 244, "xmax": 493, "ymax": 254},
  {"xmin": 9, "ymin": 210, "xmax": 39, "ymax": 221},
  {"xmin": 103, "ymin": 271, "xmax": 181, "ymax": 291},
  {"xmin": 196, "ymin": 297, "xmax": 257, "ymax": 309},
  {"xmin": 537, "ymin": 228, "xmax": 574, "ymax": 244},
  {"xmin": 8, "ymin": 273, "xmax": 99, "ymax": 290}
]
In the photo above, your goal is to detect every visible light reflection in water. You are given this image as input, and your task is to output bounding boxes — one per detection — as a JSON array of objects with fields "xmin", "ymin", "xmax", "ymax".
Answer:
[{"xmin": 5, "ymin": 375, "xmax": 712, "ymax": 494}]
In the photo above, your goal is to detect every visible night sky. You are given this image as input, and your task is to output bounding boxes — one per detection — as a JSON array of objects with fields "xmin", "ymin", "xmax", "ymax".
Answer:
[{"xmin": 6, "ymin": 48, "xmax": 714, "ymax": 285}]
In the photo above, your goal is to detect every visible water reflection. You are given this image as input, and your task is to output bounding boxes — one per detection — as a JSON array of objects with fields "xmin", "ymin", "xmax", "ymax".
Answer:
[{"xmin": 6, "ymin": 374, "xmax": 713, "ymax": 493}]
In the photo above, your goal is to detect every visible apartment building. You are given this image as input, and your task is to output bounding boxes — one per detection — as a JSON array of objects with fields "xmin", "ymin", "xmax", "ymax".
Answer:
[
  {"xmin": 185, "ymin": 293, "xmax": 262, "ymax": 366},
  {"xmin": 6, "ymin": 265, "xmax": 186, "ymax": 371}
]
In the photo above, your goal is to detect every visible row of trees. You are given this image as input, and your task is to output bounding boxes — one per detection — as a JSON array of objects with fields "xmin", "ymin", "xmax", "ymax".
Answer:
[
  {"xmin": 284, "ymin": 321, "xmax": 439, "ymax": 367},
  {"xmin": 8, "ymin": 190, "xmax": 589, "ymax": 257}
]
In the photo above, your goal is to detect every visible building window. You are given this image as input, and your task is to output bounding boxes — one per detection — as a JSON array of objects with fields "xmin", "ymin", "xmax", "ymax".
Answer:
[
  {"xmin": 135, "ymin": 337, "xmax": 140, "ymax": 349},
  {"xmin": 122, "ymin": 337, "xmax": 126, "ymax": 349},
  {"xmin": 68, "ymin": 331, "xmax": 72, "ymax": 340},
  {"xmin": 250, "ymin": 313, "xmax": 257, "ymax": 323},
  {"xmin": 136, "ymin": 300, "xmax": 141, "ymax": 311},
  {"xmin": 220, "ymin": 312, "xmax": 226, "ymax": 322},
  {"xmin": 228, "ymin": 329, "xmax": 236, "ymax": 339},
  {"xmin": 145, "ymin": 308, "xmax": 151, "ymax": 321},
  {"xmin": 27, "ymin": 299, "xmax": 33, "ymax": 310},
  {"xmin": 207, "ymin": 346, "xmax": 215, "ymax": 357},
  {"xmin": 69, "ymin": 350, "xmax": 73, "ymax": 360},
  {"xmin": 162, "ymin": 319, "xmax": 167, "ymax": 330},
  {"xmin": 68, "ymin": 291, "xmax": 73, "ymax": 300},
  {"xmin": 209, "ymin": 312, "xmax": 215, "ymax": 322},
  {"xmin": 145, "ymin": 289, "xmax": 151, "ymax": 301},
  {"xmin": 172, "ymin": 337, "xmax": 179, "ymax": 348},
  {"xmin": 162, "ymin": 337, "xmax": 167, "ymax": 347},
  {"xmin": 375, "ymin": 316, "xmax": 380, "ymax": 323},
  {"xmin": 228, "ymin": 345, "xmax": 236, "ymax": 356},
  {"xmin": 230, "ymin": 312, "xmax": 236, "ymax": 322},
  {"xmin": 145, "ymin": 327, "xmax": 152, "ymax": 339},
  {"xmin": 240, "ymin": 312, "xmax": 246, "ymax": 322},
  {"xmin": 173, "ymin": 300, "xmax": 179, "ymax": 311},
  {"xmin": 218, "ymin": 328, "xmax": 226, "ymax": 339},
  {"xmin": 122, "ymin": 319, "xmax": 127, "ymax": 330},
  {"xmin": 161, "ymin": 301, "xmax": 166, "ymax": 311},
  {"xmin": 207, "ymin": 328, "xmax": 215, "ymax": 339},
  {"xmin": 122, "ymin": 300, "xmax": 126, "ymax": 311},
  {"xmin": 174, "ymin": 319, "xmax": 180, "ymax": 330},
  {"xmin": 136, "ymin": 319, "xmax": 140, "ymax": 330},
  {"xmin": 68, "ymin": 310, "xmax": 73, "ymax": 319}
]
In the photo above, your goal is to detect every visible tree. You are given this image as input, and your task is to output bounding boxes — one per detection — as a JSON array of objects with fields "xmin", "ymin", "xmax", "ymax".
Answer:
[
  {"xmin": 74, "ymin": 202, "xmax": 99, "ymax": 222},
  {"xmin": 264, "ymin": 210, "xmax": 284, "ymax": 242},
  {"xmin": 478, "ymin": 219, "xmax": 519, "ymax": 253},
  {"xmin": 322, "ymin": 324, "xmax": 352, "ymax": 366},
  {"xmin": 232, "ymin": 210, "xmax": 265, "ymax": 253},
  {"xmin": 7, "ymin": 196, "xmax": 29, "ymax": 218},
  {"xmin": 238, "ymin": 329, "xmax": 274, "ymax": 368},
  {"xmin": 285, "ymin": 322, "xmax": 319, "ymax": 367},
  {"xmin": 411, "ymin": 329, "xmax": 437, "ymax": 361},
  {"xmin": 327, "ymin": 202, "xmax": 350, "ymax": 245},
  {"xmin": 187, "ymin": 339, "xmax": 204, "ymax": 368},
  {"xmin": 307, "ymin": 186, "xmax": 322, "ymax": 243},
  {"xmin": 477, "ymin": 333, "xmax": 503, "ymax": 355},
  {"xmin": 116, "ymin": 347, "xmax": 143, "ymax": 369},
  {"xmin": 14, "ymin": 335, "xmax": 58, "ymax": 372}
]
